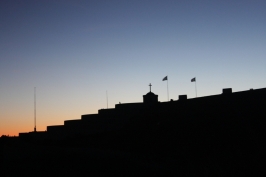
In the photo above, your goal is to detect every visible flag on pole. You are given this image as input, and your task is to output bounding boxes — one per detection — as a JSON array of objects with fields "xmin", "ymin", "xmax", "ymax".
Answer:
[
  {"xmin": 191, "ymin": 77, "xmax": 196, "ymax": 82},
  {"xmin": 162, "ymin": 76, "xmax": 169, "ymax": 101}
]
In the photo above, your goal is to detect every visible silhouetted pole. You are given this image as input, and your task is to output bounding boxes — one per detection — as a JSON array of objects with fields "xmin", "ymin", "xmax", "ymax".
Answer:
[
  {"xmin": 195, "ymin": 80, "xmax": 197, "ymax": 97},
  {"xmin": 191, "ymin": 77, "xmax": 197, "ymax": 98},
  {"xmin": 106, "ymin": 91, "xmax": 108, "ymax": 109},
  {"xmin": 167, "ymin": 79, "xmax": 169, "ymax": 101},
  {"xmin": 162, "ymin": 76, "xmax": 169, "ymax": 101},
  {"xmin": 34, "ymin": 87, "xmax": 36, "ymax": 132}
]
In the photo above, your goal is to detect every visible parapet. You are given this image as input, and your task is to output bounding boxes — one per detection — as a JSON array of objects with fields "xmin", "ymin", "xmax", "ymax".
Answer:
[
  {"xmin": 47, "ymin": 125, "xmax": 64, "ymax": 132},
  {"xmin": 81, "ymin": 114, "xmax": 98, "ymax": 120},
  {"xmin": 179, "ymin": 95, "xmax": 187, "ymax": 100},
  {"xmin": 98, "ymin": 108, "xmax": 116, "ymax": 115},
  {"xmin": 222, "ymin": 88, "xmax": 232, "ymax": 94},
  {"xmin": 64, "ymin": 119, "xmax": 81, "ymax": 126}
]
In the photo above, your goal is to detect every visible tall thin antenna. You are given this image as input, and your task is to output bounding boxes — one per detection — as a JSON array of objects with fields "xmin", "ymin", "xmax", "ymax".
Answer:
[
  {"xmin": 106, "ymin": 91, "xmax": 108, "ymax": 109},
  {"xmin": 34, "ymin": 87, "xmax": 36, "ymax": 132}
]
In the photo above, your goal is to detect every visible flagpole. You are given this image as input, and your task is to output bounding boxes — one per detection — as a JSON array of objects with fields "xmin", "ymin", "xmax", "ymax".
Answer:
[
  {"xmin": 162, "ymin": 76, "xmax": 169, "ymax": 101},
  {"xmin": 167, "ymin": 78, "xmax": 169, "ymax": 101},
  {"xmin": 195, "ymin": 80, "xmax": 197, "ymax": 98}
]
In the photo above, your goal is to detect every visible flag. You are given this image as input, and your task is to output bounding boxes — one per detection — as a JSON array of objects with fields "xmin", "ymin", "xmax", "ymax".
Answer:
[
  {"xmin": 191, "ymin": 77, "xmax": 196, "ymax": 82},
  {"xmin": 162, "ymin": 76, "xmax": 167, "ymax": 81}
]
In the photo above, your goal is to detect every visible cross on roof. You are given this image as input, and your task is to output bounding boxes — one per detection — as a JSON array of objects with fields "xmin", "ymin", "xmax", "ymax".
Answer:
[{"xmin": 149, "ymin": 83, "xmax": 152, "ymax": 92}]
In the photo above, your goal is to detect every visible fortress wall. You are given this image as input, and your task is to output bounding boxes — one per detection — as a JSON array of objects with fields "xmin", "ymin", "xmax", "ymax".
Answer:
[
  {"xmin": 81, "ymin": 114, "xmax": 98, "ymax": 121},
  {"xmin": 20, "ymin": 87, "xmax": 266, "ymax": 140},
  {"xmin": 98, "ymin": 108, "xmax": 116, "ymax": 115},
  {"xmin": 64, "ymin": 119, "xmax": 81, "ymax": 126},
  {"xmin": 19, "ymin": 131, "xmax": 48, "ymax": 140},
  {"xmin": 115, "ymin": 103, "xmax": 143, "ymax": 110},
  {"xmin": 47, "ymin": 125, "xmax": 64, "ymax": 131},
  {"xmin": 46, "ymin": 125, "xmax": 66, "ymax": 139}
]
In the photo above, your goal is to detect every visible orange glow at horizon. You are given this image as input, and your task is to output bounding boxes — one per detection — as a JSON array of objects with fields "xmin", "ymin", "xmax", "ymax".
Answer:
[{"xmin": 0, "ymin": 108, "xmax": 98, "ymax": 136}]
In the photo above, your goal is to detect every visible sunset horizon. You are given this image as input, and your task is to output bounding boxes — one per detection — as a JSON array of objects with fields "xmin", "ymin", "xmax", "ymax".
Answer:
[{"xmin": 1, "ymin": 0, "xmax": 265, "ymax": 136}]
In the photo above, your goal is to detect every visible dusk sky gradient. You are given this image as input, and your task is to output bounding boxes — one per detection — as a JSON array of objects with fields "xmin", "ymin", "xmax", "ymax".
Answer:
[{"xmin": 1, "ymin": 0, "xmax": 265, "ymax": 136}]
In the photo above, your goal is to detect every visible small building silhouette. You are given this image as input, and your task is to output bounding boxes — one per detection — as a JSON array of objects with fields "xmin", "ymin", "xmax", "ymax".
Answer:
[{"xmin": 143, "ymin": 91, "xmax": 158, "ymax": 103}]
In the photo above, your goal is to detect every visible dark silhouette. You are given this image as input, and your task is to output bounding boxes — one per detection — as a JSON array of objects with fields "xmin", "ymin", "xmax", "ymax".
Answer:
[{"xmin": 2, "ymin": 87, "xmax": 266, "ymax": 176}]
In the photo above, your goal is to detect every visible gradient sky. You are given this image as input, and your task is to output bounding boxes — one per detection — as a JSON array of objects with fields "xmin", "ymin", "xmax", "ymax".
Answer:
[{"xmin": 1, "ymin": 0, "xmax": 265, "ymax": 136}]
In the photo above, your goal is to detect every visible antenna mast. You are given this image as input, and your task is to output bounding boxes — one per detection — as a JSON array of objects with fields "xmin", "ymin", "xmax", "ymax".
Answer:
[
  {"xmin": 34, "ymin": 87, "xmax": 36, "ymax": 132},
  {"xmin": 106, "ymin": 91, "xmax": 108, "ymax": 109}
]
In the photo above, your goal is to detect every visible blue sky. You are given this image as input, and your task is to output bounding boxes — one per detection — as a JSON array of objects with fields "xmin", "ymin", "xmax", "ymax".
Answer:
[{"xmin": 0, "ymin": 0, "xmax": 265, "ymax": 135}]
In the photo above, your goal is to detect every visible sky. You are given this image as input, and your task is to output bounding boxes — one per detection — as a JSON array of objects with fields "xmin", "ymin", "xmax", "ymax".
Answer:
[{"xmin": 1, "ymin": 0, "xmax": 265, "ymax": 136}]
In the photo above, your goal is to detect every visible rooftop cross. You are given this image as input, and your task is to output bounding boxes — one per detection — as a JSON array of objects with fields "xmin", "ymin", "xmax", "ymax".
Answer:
[{"xmin": 149, "ymin": 83, "xmax": 152, "ymax": 92}]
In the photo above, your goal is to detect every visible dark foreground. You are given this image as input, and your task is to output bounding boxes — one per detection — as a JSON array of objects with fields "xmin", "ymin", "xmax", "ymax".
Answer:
[
  {"xmin": 2, "ymin": 88, "xmax": 266, "ymax": 176},
  {"xmin": 0, "ymin": 119, "xmax": 266, "ymax": 176}
]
